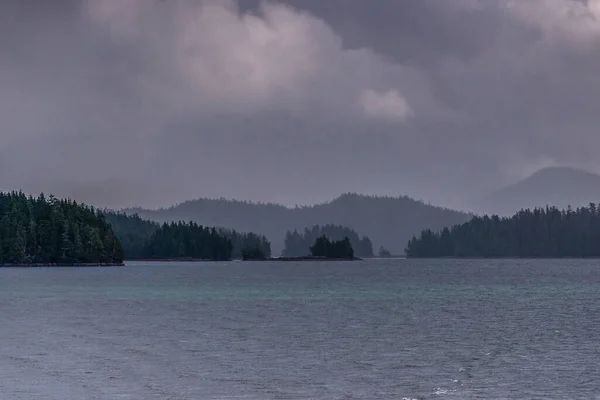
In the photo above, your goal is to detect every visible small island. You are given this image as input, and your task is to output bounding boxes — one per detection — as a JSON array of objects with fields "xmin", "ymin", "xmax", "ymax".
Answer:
[
  {"xmin": 283, "ymin": 224, "xmax": 373, "ymax": 258},
  {"xmin": 245, "ymin": 235, "xmax": 361, "ymax": 261}
]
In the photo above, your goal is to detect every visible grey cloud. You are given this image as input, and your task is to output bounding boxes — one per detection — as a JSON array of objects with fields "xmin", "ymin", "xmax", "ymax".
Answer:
[
  {"xmin": 83, "ymin": 0, "xmax": 440, "ymax": 122},
  {"xmin": 1, "ymin": 0, "xmax": 600, "ymax": 210}
]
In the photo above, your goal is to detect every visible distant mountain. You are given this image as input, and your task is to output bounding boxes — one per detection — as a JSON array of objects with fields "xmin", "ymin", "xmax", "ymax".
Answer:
[
  {"xmin": 478, "ymin": 167, "xmax": 600, "ymax": 216},
  {"xmin": 124, "ymin": 193, "xmax": 471, "ymax": 255}
]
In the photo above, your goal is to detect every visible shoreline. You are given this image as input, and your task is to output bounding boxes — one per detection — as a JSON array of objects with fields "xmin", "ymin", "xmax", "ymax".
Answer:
[
  {"xmin": 244, "ymin": 256, "xmax": 363, "ymax": 262},
  {"xmin": 0, "ymin": 262, "xmax": 125, "ymax": 267},
  {"xmin": 131, "ymin": 258, "xmax": 219, "ymax": 262}
]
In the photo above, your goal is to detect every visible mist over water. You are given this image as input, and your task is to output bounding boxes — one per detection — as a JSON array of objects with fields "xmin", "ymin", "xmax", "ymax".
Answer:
[{"xmin": 1, "ymin": 259, "xmax": 600, "ymax": 399}]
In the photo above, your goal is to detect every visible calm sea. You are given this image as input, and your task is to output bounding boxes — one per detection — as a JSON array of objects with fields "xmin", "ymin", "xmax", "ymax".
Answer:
[{"xmin": 0, "ymin": 259, "xmax": 599, "ymax": 399}]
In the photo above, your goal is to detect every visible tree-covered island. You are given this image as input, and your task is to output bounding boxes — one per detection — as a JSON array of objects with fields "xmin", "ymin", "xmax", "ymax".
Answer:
[
  {"xmin": 253, "ymin": 235, "xmax": 358, "ymax": 261},
  {"xmin": 283, "ymin": 224, "xmax": 373, "ymax": 258},
  {"xmin": 406, "ymin": 204, "xmax": 600, "ymax": 258},
  {"xmin": 309, "ymin": 235, "xmax": 356, "ymax": 259}
]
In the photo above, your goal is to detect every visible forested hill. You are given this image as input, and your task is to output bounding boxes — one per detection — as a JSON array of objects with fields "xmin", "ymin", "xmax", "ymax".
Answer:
[
  {"xmin": 125, "ymin": 193, "xmax": 472, "ymax": 255},
  {"xmin": 103, "ymin": 211, "xmax": 271, "ymax": 260},
  {"xmin": 476, "ymin": 167, "xmax": 600, "ymax": 216},
  {"xmin": 0, "ymin": 192, "xmax": 123, "ymax": 264},
  {"xmin": 406, "ymin": 204, "xmax": 600, "ymax": 258}
]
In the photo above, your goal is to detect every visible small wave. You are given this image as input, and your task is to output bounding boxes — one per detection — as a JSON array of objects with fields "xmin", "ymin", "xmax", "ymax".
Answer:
[{"xmin": 433, "ymin": 387, "xmax": 458, "ymax": 396}]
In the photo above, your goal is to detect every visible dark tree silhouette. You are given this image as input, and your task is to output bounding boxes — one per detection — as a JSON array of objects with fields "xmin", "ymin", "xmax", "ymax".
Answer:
[
  {"xmin": 310, "ymin": 235, "xmax": 354, "ymax": 259},
  {"xmin": 241, "ymin": 246, "xmax": 267, "ymax": 260},
  {"xmin": 104, "ymin": 211, "xmax": 270, "ymax": 260},
  {"xmin": 283, "ymin": 224, "xmax": 372, "ymax": 257},
  {"xmin": 141, "ymin": 222, "xmax": 232, "ymax": 261},
  {"xmin": 406, "ymin": 203, "xmax": 600, "ymax": 258},
  {"xmin": 378, "ymin": 246, "xmax": 392, "ymax": 257},
  {"xmin": 0, "ymin": 191, "xmax": 123, "ymax": 264}
]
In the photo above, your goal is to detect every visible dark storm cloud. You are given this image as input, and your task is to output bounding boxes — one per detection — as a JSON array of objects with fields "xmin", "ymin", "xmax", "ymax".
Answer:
[{"xmin": 1, "ymin": 0, "xmax": 600, "ymax": 209}]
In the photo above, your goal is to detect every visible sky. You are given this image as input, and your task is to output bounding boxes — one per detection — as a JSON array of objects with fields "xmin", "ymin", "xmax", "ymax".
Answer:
[{"xmin": 2, "ymin": 0, "xmax": 600, "ymax": 209}]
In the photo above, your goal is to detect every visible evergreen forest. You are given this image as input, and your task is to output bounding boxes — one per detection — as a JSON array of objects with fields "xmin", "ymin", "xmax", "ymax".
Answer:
[
  {"xmin": 309, "ymin": 235, "xmax": 355, "ymax": 259},
  {"xmin": 0, "ymin": 192, "xmax": 123, "ymax": 264},
  {"xmin": 103, "ymin": 212, "xmax": 271, "ymax": 260},
  {"xmin": 141, "ymin": 222, "xmax": 232, "ymax": 261},
  {"xmin": 406, "ymin": 204, "xmax": 600, "ymax": 258}
]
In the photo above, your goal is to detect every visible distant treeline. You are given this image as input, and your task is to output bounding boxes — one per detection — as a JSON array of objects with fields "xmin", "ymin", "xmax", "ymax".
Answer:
[
  {"xmin": 103, "ymin": 212, "xmax": 271, "ymax": 260},
  {"xmin": 406, "ymin": 204, "xmax": 600, "ymax": 258},
  {"xmin": 143, "ymin": 222, "xmax": 232, "ymax": 261},
  {"xmin": 283, "ymin": 224, "xmax": 373, "ymax": 257},
  {"xmin": 126, "ymin": 193, "xmax": 472, "ymax": 255},
  {"xmin": 220, "ymin": 228, "xmax": 271, "ymax": 259},
  {"xmin": 102, "ymin": 212, "xmax": 155, "ymax": 259},
  {"xmin": 0, "ymin": 192, "xmax": 123, "ymax": 264}
]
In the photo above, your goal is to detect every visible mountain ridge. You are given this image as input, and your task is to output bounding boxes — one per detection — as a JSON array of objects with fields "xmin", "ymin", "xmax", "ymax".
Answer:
[
  {"xmin": 123, "ymin": 192, "xmax": 472, "ymax": 255},
  {"xmin": 477, "ymin": 166, "xmax": 600, "ymax": 216}
]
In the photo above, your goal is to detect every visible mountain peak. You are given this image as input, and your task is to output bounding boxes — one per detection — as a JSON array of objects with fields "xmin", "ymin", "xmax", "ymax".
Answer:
[
  {"xmin": 478, "ymin": 166, "xmax": 600, "ymax": 215},
  {"xmin": 525, "ymin": 166, "xmax": 600, "ymax": 181}
]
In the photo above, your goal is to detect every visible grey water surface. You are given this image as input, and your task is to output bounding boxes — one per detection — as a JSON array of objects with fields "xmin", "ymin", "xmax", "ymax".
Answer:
[{"xmin": 1, "ymin": 259, "xmax": 600, "ymax": 399}]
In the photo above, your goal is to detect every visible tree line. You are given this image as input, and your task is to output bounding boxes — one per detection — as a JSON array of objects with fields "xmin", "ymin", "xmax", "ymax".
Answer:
[
  {"xmin": 103, "ymin": 211, "xmax": 271, "ymax": 260},
  {"xmin": 142, "ymin": 221, "xmax": 232, "ymax": 261},
  {"xmin": 219, "ymin": 228, "xmax": 271, "ymax": 259},
  {"xmin": 126, "ymin": 193, "xmax": 471, "ymax": 255},
  {"xmin": 0, "ymin": 192, "xmax": 123, "ymax": 264},
  {"xmin": 283, "ymin": 224, "xmax": 373, "ymax": 257},
  {"xmin": 406, "ymin": 204, "xmax": 600, "ymax": 258}
]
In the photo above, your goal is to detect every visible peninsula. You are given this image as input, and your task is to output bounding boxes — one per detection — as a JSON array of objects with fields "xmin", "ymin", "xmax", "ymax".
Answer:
[{"xmin": 0, "ymin": 192, "xmax": 124, "ymax": 266}]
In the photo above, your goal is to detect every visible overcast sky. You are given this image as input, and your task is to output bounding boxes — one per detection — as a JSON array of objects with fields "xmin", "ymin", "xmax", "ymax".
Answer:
[{"xmin": 2, "ymin": 0, "xmax": 600, "ymax": 209}]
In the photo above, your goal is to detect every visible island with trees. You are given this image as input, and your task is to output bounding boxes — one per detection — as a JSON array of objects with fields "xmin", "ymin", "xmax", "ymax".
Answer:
[
  {"xmin": 0, "ymin": 191, "xmax": 124, "ymax": 265},
  {"xmin": 105, "ymin": 212, "xmax": 357, "ymax": 262},
  {"xmin": 249, "ymin": 235, "xmax": 360, "ymax": 261},
  {"xmin": 309, "ymin": 235, "xmax": 357, "ymax": 259},
  {"xmin": 283, "ymin": 224, "xmax": 373, "ymax": 258},
  {"xmin": 406, "ymin": 204, "xmax": 600, "ymax": 258}
]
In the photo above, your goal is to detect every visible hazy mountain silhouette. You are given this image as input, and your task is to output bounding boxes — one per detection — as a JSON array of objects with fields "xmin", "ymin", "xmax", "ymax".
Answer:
[
  {"xmin": 478, "ymin": 167, "xmax": 600, "ymax": 216},
  {"xmin": 125, "ymin": 193, "xmax": 471, "ymax": 255}
]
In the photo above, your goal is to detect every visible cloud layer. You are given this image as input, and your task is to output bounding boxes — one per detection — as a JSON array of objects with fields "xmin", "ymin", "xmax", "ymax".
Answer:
[
  {"xmin": 85, "ymin": 0, "xmax": 429, "ymax": 121},
  {"xmin": 1, "ymin": 0, "xmax": 600, "ymax": 209}
]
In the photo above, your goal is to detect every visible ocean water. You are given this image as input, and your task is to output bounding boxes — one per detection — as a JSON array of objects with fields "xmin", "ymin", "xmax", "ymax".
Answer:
[{"xmin": 1, "ymin": 259, "xmax": 600, "ymax": 399}]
